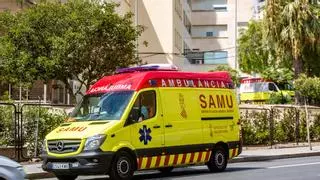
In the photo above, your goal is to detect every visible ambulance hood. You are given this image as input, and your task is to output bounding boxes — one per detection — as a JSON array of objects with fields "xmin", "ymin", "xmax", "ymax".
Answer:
[{"xmin": 46, "ymin": 120, "xmax": 118, "ymax": 140}]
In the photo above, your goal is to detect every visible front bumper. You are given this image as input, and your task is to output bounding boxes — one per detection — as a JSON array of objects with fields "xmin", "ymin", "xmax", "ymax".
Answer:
[{"xmin": 41, "ymin": 151, "xmax": 115, "ymax": 175}]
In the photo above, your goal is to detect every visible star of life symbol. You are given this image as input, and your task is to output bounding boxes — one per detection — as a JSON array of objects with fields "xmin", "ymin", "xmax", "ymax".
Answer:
[{"xmin": 139, "ymin": 125, "xmax": 152, "ymax": 145}]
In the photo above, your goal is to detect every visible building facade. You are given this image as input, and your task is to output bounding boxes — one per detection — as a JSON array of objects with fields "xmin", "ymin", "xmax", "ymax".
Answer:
[
  {"xmin": 0, "ymin": 0, "xmax": 258, "ymax": 104},
  {"xmin": 189, "ymin": 0, "xmax": 256, "ymax": 71}
]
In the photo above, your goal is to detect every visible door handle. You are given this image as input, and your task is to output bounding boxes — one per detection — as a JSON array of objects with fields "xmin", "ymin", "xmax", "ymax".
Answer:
[
  {"xmin": 153, "ymin": 125, "xmax": 161, "ymax": 129},
  {"xmin": 165, "ymin": 124, "xmax": 173, "ymax": 128}
]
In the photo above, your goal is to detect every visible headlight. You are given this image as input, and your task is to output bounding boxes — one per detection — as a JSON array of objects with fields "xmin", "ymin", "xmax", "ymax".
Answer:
[{"xmin": 84, "ymin": 134, "xmax": 106, "ymax": 151}]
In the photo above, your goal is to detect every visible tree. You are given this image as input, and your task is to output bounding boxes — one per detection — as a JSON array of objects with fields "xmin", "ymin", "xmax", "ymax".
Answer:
[
  {"xmin": 238, "ymin": 20, "xmax": 270, "ymax": 74},
  {"xmin": 0, "ymin": 0, "xmax": 142, "ymax": 97},
  {"xmin": 210, "ymin": 65, "xmax": 240, "ymax": 87},
  {"xmin": 264, "ymin": 0, "xmax": 320, "ymax": 104},
  {"xmin": 238, "ymin": 0, "xmax": 320, "ymax": 104}
]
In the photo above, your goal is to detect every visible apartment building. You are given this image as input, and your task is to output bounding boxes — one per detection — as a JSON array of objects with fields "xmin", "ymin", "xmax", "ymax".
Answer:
[
  {"xmin": 189, "ymin": 0, "xmax": 257, "ymax": 71},
  {"xmin": 128, "ymin": 0, "xmax": 193, "ymax": 70}
]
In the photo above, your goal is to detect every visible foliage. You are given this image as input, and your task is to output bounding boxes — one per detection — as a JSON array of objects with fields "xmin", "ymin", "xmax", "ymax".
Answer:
[
  {"xmin": 210, "ymin": 65, "xmax": 240, "ymax": 87},
  {"xmin": 294, "ymin": 74, "xmax": 320, "ymax": 105},
  {"xmin": 0, "ymin": 105, "xmax": 15, "ymax": 146},
  {"xmin": 0, "ymin": 104, "xmax": 66, "ymax": 157},
  {"xmin": 238, "ymin": 0, "xmax": 320, "ymax": 82},
  {"xmin": 263, "ymin": 0, "xmax": 320, "ymax": 78},
  {"xmin": 0, "ymin": 0, "xmax": 142, "ymax": 96},
  {"xmin": 261, "ymin": 67, "xmax": 294, "ymax": 84},
  {"xmin": 267, "ymin": 92, "xmax": 292, "ymax": 104},
  {"xmin": 238, "ymin": 20, "xmax": 270, "ymax": 74},
  {"xmin": 23, "ymin": 106, "xmax": 66, "ymax": 156},
  {"xmin": 240, "ymin": 107, "xmax": 320, "ymax": 145},
  {"xmin": 240, "ymin": 110, "xmax": 270, "ymax": 145}
]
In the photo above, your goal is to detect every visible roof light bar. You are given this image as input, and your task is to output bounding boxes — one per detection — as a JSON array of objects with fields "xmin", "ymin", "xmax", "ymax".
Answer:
[{"xmin": 116, "ymin": 64, "xmax": 179, "ymax": 74}]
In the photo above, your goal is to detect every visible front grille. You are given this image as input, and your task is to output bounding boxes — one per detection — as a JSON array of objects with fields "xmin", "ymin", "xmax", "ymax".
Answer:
[{"xmin": 48, "ymin": 139, "xmax": 81, "ymax": 154}]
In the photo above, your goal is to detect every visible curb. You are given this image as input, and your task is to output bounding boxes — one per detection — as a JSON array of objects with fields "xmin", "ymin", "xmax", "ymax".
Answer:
[{"xmin": 229, "ymin": 151, "xmax": 320, "ymax": 163}]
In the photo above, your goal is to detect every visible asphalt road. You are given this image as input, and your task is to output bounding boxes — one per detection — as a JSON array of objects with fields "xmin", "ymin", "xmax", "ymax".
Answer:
[{"xmin": 40, "ymin": 156, "xmax": 320, "ymax": 180}]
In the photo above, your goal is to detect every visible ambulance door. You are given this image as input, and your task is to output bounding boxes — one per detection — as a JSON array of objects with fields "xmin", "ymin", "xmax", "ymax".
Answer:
[
  {"xmin": 160, "ymin": 89, "xmax": 203, "ymax": 148},
  {"xmin": 127, "ymin": 90, "xmax": 164, "ymax": 155}
]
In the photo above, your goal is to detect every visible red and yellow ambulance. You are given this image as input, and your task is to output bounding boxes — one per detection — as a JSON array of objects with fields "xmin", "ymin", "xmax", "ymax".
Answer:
[
  {"xmin": 239, "ymin": 77, "xmax": 294, "ymax": 104},
  {"xmin": 41, "ymin": 64, "xmax": 242, "ymax": 180}
]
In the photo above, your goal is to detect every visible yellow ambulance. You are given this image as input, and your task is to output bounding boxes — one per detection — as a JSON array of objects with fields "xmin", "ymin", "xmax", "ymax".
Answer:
[
  {"xmin": 240, "ymin": 77, "xmax": 294, "ymax": 104},
  {"xmin": 41, "ymin": 64, "xmax": 242, "ymax": 180}
]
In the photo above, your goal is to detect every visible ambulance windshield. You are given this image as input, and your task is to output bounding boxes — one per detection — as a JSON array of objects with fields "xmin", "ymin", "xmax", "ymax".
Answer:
[{"xmin": 70, "ymin": 91, "xmax": 134, "ymax": 121}]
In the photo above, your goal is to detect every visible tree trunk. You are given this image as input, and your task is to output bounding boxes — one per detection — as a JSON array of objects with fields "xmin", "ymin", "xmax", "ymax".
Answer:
[{"xmin": 294, "ymin": 56, "xmax": 304, "ymax": 105}]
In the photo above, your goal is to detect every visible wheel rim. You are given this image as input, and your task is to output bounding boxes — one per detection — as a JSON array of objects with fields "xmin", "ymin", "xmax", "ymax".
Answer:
[
  {"xmin": 117, "ymin": 158, "xmax": 130, "ymax": 176},
  {"xmin": 215, "ymin": 151, "xmax": 225, "ymax": 168}
]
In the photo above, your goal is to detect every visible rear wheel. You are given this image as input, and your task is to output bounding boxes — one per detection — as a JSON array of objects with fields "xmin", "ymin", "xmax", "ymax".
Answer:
[
  {"xmin": 207, "ymin": 146, "xmax": 228, "ymax": 172},
  {"xmin": 109, "ymin": 151, "xmax": 135, "ymax": 180},
  {"xmin": 56, "ymin": 175, "xmax": 78, "ymax": 180},
  {"xmin": 158, "ymin": 167, "xmax": 174, "ymax": 174}
]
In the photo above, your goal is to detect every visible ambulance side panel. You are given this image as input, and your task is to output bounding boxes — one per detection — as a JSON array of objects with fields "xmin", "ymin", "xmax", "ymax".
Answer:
[
  {"xmin": 199, "ymin": 88, "xmax": 241, "ymax": 159},
  {"xmin": 159, "ymin": 88, "xmax": 203, "ymax": 148}
]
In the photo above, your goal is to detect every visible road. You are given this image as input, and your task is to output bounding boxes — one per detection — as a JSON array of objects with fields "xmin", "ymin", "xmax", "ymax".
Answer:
[{"xmin": 40, "ymin": 156, "xmax": 320, "ymax": 180}]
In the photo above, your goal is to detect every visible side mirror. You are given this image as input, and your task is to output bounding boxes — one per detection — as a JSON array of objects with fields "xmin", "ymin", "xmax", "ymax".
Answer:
[{"xmin": 127, "ymin": 108, "xmax": 140, "ymax": 125}]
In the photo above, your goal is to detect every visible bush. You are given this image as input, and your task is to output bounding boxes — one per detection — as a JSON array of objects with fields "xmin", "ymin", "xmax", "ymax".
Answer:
[
  {"xmin": 241, "ymin": 110, "xmax": 270, "ymax": 145},
  {"xmin": 295, "ymin": 74, "xmax": 320, "ymax": 105},
  {"xmin": 0, "ymin": 104, "xmax": 66, "ymax": 157},
  {"xmin": 267, "ymin": 92, "xmax": 292, "ymax": 104},
  {"xmin": 23, "ymin": 106, "xmax": 66, "ymax": 156},
  {"xmin": 240, "ymin": 107, "xmax": 320, "ymax": 145},
  {"xmin": 0, "ymin": 105, "xmax": 15, "ymax": 146}
]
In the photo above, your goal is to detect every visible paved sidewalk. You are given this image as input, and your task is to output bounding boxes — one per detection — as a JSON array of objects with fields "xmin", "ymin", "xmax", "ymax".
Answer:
[{"xmin": 24, "ymin": 144, "xmax": 320, "ymax": 179}]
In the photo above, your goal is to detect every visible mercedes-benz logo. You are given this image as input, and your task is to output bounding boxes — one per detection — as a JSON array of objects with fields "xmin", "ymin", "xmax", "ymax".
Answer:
[{"xmin": 56, "ymin": 141, "xmax": 64, "ymax": 152}]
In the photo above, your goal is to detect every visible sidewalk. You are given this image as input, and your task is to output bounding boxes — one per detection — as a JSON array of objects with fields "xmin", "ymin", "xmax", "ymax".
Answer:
[{"xmin": 24, "ymin": 144, "xmax": 320, "ymax": 179}]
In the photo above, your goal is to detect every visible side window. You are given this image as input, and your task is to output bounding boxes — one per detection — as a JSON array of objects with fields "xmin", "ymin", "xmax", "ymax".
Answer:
[
  {"xmin": 128, "ymin": 91, "xmax": 156, "ymax": 124},
  {"xmin": 268, "ymin": 83, "xmax": 278, "ymax": 92}
]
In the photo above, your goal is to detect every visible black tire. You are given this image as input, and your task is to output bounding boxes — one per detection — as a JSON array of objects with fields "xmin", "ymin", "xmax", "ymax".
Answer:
[
  {"xmin": 158, "ymin": 167, "xmax": 174, "ymax": 174},
  {"xmin": 109, "ymin": 151, "xmax": 135, "ymax": 180},
  {"xmin": 207, "ymin": 147, "xmax": 228, "ymax": 172},
  {"xmin": 56, "ymin": 175, "xmax": 78, "ymax": 180}
]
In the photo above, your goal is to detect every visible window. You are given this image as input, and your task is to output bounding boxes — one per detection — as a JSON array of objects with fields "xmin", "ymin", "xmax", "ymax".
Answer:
[
  {"xmin": 195, "ymin": 59, "xmax": 204, "ymax": 64},
  {"xmin": 71, "ymin": 91, "xmax": 134, "ymax": 121},
  {"xmin": 186, "ymin": 51, "xmax": 228, "ymax": 65},
  {"xmin": 204, "ymin": 51, "xmax": 228, "ymax": 64},
  {"xmin": 206, "ymin": 32, "xmax": 213, "ymax": 37},
  {"xmin": 192, "ymin": 0, "xmax": 227, "ymax": 11},
  {"xmin": 192, "ymin": 25, "xmax": 227, "ymax": 38},
  {"xmin": 129, "ymin": 91, "xmax": 156, "ymax": 123}
]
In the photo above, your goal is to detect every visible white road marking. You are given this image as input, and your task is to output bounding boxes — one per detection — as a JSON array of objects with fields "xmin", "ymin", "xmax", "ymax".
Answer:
[{"xmin": 268, "ymin": 162, "xmax": 320, "ymax": 169}]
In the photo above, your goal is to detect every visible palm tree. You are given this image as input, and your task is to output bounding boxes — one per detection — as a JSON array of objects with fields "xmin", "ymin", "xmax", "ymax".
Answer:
[{"xmin": 264, "ymin": 0, "xmax": 320, "ymax": 104}]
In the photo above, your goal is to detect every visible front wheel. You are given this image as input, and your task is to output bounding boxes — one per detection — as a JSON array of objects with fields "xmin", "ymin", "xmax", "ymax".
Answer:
[
  {"xmin": 56, "ymin": 175, "xmax": 78, "ymax": 180},
  {"xmin": 207, "ymin": 147, "xmax": 228, "ymax": 172},
  {"xmin": 109, "ymin": 151, "xmax": 135, "ymax": 180}
]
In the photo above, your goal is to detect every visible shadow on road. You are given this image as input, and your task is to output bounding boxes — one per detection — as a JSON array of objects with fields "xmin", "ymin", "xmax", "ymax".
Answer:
[{"xmin": 81, "ymin": 166, "xmax": 262, "ymax": 180}]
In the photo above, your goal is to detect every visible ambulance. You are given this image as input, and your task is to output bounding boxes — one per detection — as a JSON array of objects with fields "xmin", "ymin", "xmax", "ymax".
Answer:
[
  {"xmin": 41, "ymin": 64, "xmax": 242, "ymax": 180},
  {"xmin": 239, "ymin": 77, "xmax": 294, "ymax": 104}
]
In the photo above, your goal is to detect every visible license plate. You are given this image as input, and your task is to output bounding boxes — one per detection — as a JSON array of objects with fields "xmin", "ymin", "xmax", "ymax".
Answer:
[{"xmin": 52, "ymin": 163, "xmax": 70, "ymax": 169}]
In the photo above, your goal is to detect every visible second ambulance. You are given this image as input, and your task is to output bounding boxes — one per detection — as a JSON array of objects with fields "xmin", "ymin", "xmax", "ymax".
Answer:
[{"xmin": 41, "ymin": 64, "xmax": 242, "ymax": 180}]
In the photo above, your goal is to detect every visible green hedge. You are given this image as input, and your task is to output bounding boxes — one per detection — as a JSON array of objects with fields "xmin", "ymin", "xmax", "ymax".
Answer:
[
  {"xmin": 0, "ymin": 105, "xmax": 66, "ymax": 157},
  {"xmin": 241, "ymin": 108, "xmax": 320, "ymax": 145}
]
